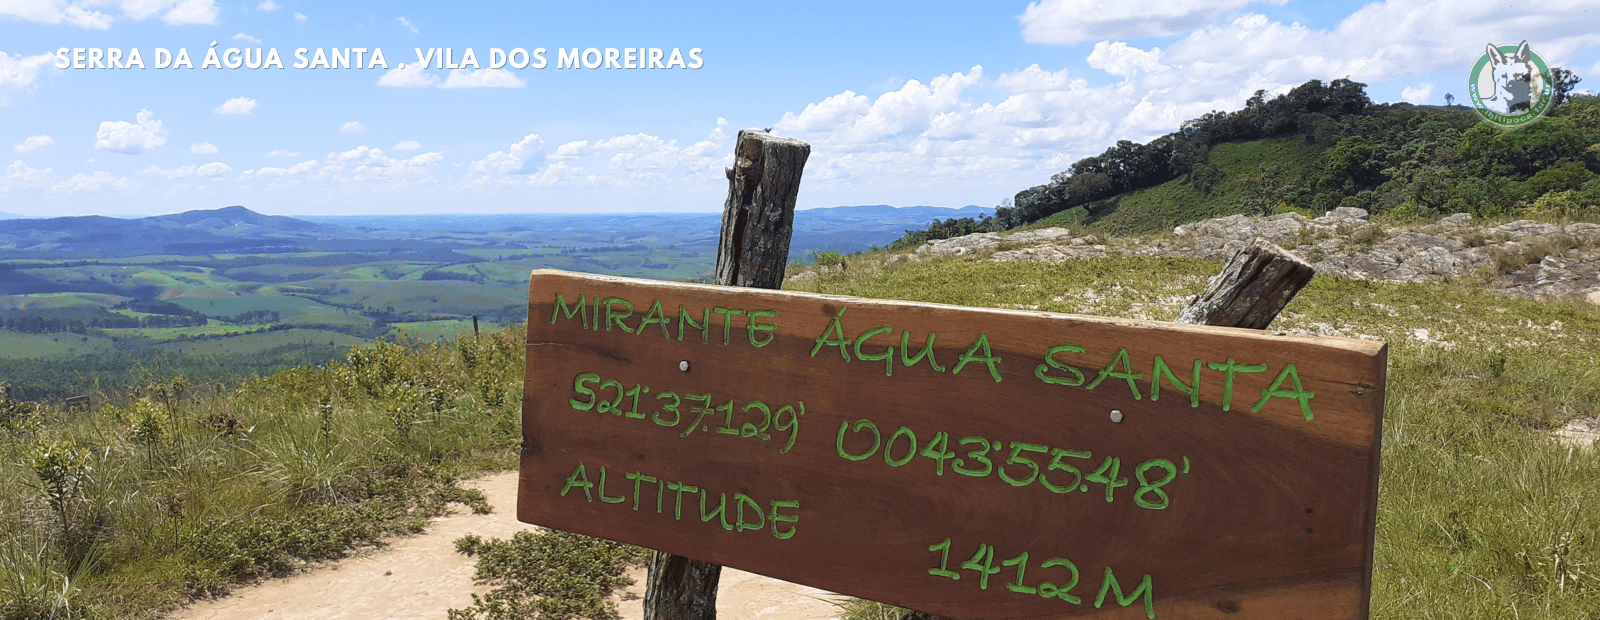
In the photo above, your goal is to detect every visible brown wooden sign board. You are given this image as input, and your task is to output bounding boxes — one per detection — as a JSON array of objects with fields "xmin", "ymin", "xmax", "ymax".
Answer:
[{"xmin": 518, "ymin": 269, "xmax": 1387, "ymax": 619}]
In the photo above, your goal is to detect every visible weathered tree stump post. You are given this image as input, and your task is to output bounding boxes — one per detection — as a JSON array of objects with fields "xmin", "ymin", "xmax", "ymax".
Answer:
[
  {"xmin": 895, "ymin": 238, "xmax": 1314, "ymax": 620},
  {"xmin": 642, "ymin": 129, "xmax": 810, "ymax": 620}
]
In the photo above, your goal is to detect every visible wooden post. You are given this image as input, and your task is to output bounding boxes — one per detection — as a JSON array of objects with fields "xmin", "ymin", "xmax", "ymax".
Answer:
[
  {"xmin": 642, "ymin": 129, "xmax": 810, "ymax": 620},
  {"xmin": 895, "ymin": 237, "xmax": 1315, "ymax": 620},
  {"xmin": 1174, "ymin": 238, "xmax": 1315, "ymax": 329}
]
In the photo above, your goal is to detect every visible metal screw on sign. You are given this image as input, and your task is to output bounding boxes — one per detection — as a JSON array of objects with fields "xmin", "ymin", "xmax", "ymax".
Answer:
[
  {"xmin": 1110, "ymin": 409, "xmax": 1124, "ymax": 423},
  {"xmin": 679, "ymin": 360, "xmax": 690, "ymax": 372}
]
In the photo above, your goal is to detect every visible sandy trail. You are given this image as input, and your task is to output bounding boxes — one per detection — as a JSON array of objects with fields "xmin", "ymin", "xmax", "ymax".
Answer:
[{"xmin": 169, "ymin": 471, "xmax": 842, "ymax": 620}]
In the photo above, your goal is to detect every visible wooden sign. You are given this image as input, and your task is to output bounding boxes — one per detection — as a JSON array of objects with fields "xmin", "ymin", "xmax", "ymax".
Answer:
[{"xmin": 518, "ymin": 269, "xmax": 1387, "ymax": 619}]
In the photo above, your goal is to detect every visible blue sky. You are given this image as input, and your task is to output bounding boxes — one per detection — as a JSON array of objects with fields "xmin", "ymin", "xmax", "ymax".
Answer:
[{"xmin": 2, "ymin": 0, "xmax": 1598, "ymax": 217}]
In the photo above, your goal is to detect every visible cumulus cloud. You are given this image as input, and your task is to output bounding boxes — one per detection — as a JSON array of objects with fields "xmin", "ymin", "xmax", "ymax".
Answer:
[
  {"xmin": 257, "ymin": 0, "xmax": 278, "ymax": 11},
  {"xmin": 243, "ymin": 158, "xmax": 318, "ymax": 178},
  {"xmin": 393, "ymin": 140, "xmax": 422, "ymax": 151},
  {"xmin": 440, "ymin": 68, "xmax": 524, "ymax": 88},
  {"xmin": 1401, "ymin": 83, "xmax": 1434, "ymax": 105},
  {"xmin": 1020, "ymin": 0, "xmax": 1282, "ymax": 45},
  {"xmin": 139, "ymin": 162, "xmax": 234, "ymax": 178},
  {"xmin": 95, "ymin": 109, "xmax": 167, "ymax": 154},
  {"xmin": 293, "ymin": 11, "xmax": 306, "ymax": 21},
  {"xmin": 396, "ymin": 16, "xmax": 418, "ymax": 33},
  {"xmin": 3, "ymin": 160, "xmax": 51, "ymax": 191},
  {"xmin": 0, "ymin": 52, "xmax": 57, "ymax": 102},
  {"xmin": 265, "ymin": 149, "xmax": 299, "ymax": 158},
  {"xmin": 319, "ymin": 146, "xmax": 443, "ymax": 182},
  {"xmin": 0, "ymin": 1, "xmax": 112, "ymax": 28},
  {"xmin": 377, "ymin": 64, "xmax": 438, "ymax": 87},
  {"xmin": 13, "ymin": 135, "xmax": 54, "ymax": 154},
  {"xmin": 213, "ymin": 97, "xmax": 257, "ymax": 115},
  {"xmin": 190, "ymin": 141, "xmax": 218, "ymax": 154},
  {"xmin": 471, "ymin": 134, "xmax": 545, "ymax": 175},
  {"xmin": 232, "ymin": 32, "xmax": 261, "ymax": 44},
  {"xmin": 339, "ymin": 121, "xmax": 364, "ymax": 133},
  {"xmin": 52, "ymin": 171, "xmax": 135, "ymax": 193}
]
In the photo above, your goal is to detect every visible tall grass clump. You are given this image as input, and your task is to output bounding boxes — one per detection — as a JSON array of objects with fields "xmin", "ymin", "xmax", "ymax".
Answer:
[{"xmin": 0, "ymin": 325, "xmax": 528, "ymax": 619}]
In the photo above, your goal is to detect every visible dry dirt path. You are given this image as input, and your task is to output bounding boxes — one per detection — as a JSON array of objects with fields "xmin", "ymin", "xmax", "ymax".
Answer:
[{"xmin": 168, "ymin": 471, "xmax": 841, "ymax": 620}]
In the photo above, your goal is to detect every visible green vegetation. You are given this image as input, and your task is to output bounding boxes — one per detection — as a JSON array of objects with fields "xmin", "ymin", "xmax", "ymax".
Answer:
[
  {"xmin": 447, "ymin": 530, "xmax": 647, "ymax": 620},
  {"xmin": 891, "ymin": 78, "xmax": 1600, "ymax": 247},
  {"xmin": 0, "ymin": 326, "xmax": 526, "ymax": 619},
  {"xmin": 795, "ymin": 252, "xmax": 1600, "ymax": 619}
]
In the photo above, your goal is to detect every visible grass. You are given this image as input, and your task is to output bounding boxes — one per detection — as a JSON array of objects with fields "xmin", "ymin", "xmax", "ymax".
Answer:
[
  {"xmin": 796, "ymin": 252, "xmax": 1600, "ymax": 620},
  {"xmin": 0, "ymin": 325, "xmax": 529, "ymax": 619}
]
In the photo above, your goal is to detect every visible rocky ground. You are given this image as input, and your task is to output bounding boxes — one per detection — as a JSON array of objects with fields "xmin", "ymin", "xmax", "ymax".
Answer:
[{"xmin": 792, "ymin": 208, "xmax": 1600, "ymax": 306}]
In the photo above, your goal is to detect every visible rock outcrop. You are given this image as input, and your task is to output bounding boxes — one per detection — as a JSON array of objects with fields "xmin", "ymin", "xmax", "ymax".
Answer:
[{"xmin": 859, "ymin": 210, "xmax": 1600, "ymax": 304}]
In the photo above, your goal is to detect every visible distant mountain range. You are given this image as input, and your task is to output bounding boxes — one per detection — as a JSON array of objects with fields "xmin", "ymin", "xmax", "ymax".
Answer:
[{"xmin": 0, "ymin": 204, "xmax": 990, "ymax": 260}]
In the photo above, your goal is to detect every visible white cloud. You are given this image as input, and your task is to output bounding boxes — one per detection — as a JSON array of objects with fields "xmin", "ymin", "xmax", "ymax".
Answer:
[
  {"xmin": 439, "ymin": 68, "xmax": 524, "ymax": 89},
  {"xmin": 190, "ymin": 141, "xmax": 218, "ymax": 154},
  {"xmin": 0, "ymin": 1, "xmax": 112, "ymax": 29},
  {"xmin": 393, "ymin": 140, "xmax": 422, "ymax": 151},
  {"xmin": 376, "ymin": 64, "xmax": 439, "ymax": 87},
  {"xmin": 3, "ymin": 160, "xmax": 51, "ymax": 191},
  {"xmin": 265, "ymin": 149, "xmax": 299, "ymax": 158},
  {"xmin": 257, "ymin": 0, "xmax": 278, "ymax": 11},
  {"xmin": 213, "ymin": 96, "xmax": 257, "ymax": 115},
  {"xmin": 1020, "ymin": 0, "xmax": 1282, "ymax": 45},
  {"xmin": 231, "ymin": 32, "xmax": 260, "ymax": 44},
  {"xmin": 13, "ymin": 135, "xmax": 54, "ymax": 153},
  {"xmin": 319, "ymin": 146, "xmax": 444, "ymax": 182},
  {"xmin": 396, "ymin": 16, "xmax": 418, "ymax": 33},
  {"xmin": 293, "ymin": 11, "xmax": 306, "ymax": 21},
  {"xmin": 2, "ymin": 0, "xmax": 219, "ymax": 28},
  {"xmin": 1401, "ymin": 83, "xmax": 1434, "ymax": 105},
  {"xmin": 340, "ymin": 121, "xmax": 364, "ymax": 133},
  {"xmin": 1086, "ymin": 41, "xmax": 1167, "ymax": 80},
  {"xmin": 157, "ymin": 0, "xmax": 217, "ymax": 25},
  {"xmin": 51, "ymin": 170, "xmax": 135, "ymax": 193},
  {"xmin": 0, "ymin": 52, "xmax": 57, "ymax": 101},
  {"xmin": 471, "ymin": 134, "xmax": 545, "ymax": 174},
  {"xmin": 95, "ymin": 109, "xmax": 167, "ymax": 154},
  {"xmin": 139, "ymin": 161, "xmax": 234, "ymax": 178},
  {"xmin": 243, "ymin": 158, "xmax": 318, "ymax": 178}
]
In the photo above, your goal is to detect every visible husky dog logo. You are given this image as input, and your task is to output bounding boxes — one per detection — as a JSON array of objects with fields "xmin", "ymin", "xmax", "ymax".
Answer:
[{"xmin": 1469, "ymin": 41, "xmax": 1553, "ymax": 127}]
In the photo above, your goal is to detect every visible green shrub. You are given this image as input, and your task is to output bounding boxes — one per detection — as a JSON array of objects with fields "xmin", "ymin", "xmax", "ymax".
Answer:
[{"xmin": 447, "ymin": 530, "xmax": 646, "ymax": 620}]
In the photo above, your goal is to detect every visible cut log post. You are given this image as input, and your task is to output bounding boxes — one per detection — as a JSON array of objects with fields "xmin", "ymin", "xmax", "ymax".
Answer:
[
  {"xmin": 894, "ymin": 238, "xmax": 1315, "ymax": 620},
  {"xmin": 642, "ymin": 129, "xmax": 810, "ymax": 620},
  {"xmin": 1173, "ymin": 238, "xmax": 1316, "ymax": 329}
]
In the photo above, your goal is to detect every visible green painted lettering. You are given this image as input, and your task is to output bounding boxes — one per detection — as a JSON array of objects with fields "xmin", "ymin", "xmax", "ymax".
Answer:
[
  {"xmin": 810, "ymin": 306, "xmax": 852, "ymax": 361},
  {"xmin": 1086, "ymin": 347, "xmax": 1142, "ymax": 399},
  {"xmin": 1095, "ymin": 568, "xmax": 1154, "ymax": 619},
  {"xmin": 734, "ymin": 493, "xmax": 765, "ymax": 532},
  {"xmin": 699, "ymin": 490, "xmax": 732, "ymax": 530},
  {"xmin": 560, "ymin": 462, "xmax": 593, "ymax": 502},
  {"xmin": 900, "ymin": 331, "xmax": 945, "ymax": 372},
  {"xmin": 713, "ymin": 307, "xmax": 745, "ymax": 344},
  {"xmin": 603, "ymin": 298, "xmax": 635, "ymax": 333},
  {"xmin": 1036, "ymin": 343, "xmax": 1086, "ymax": 386},
  {"xmin": 638, "ymin": 299, "xmax": 670, "ymax": 338},
  {"xmin": 951, "ymin": 333, "xmax": 1002, "ymax": 382},
  {"xmin": 597, "ymin": 466, "xmax": 625, "ymax": 504},
  {"xmin": 1207, "ymin": 358, "xmax": 1268, "ymax": 411},
  {"xmin": 1150, "ymin": 355, "xmax": 1201, "ymax": 407},
  {"xmin": 552, "ymin": 293, "xmax": 588, "ymax": 328},
  {"xmin": 769, "ymin": 500, "xmax": 800, "ymax": 540},
  {"xmin": 667, "ymin": 482, "xmax": 698, "ymax": 520},
  {"xmin": 1251, "ymin": 363, "xmax": 1317, "ymax": 420},
  {"xmin": 747, "ymin": 310, "xmax": 778, "ymax": 347},
  {"xmin": 625, "ymin": 471, "xmax": 658, "ymax": 511},
  {"xmin": 854, "ymin": 325, "xmax": 895, "ymax": 376},
  {"xmin": 677, "ymin": 305, "xmax": 710, "ymax": 343}
]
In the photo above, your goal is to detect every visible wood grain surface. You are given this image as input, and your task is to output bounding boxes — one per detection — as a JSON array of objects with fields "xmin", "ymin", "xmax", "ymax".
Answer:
[{"xmin": 518, "ymin": 270, "xmax": 1387, "ymax": 620}]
